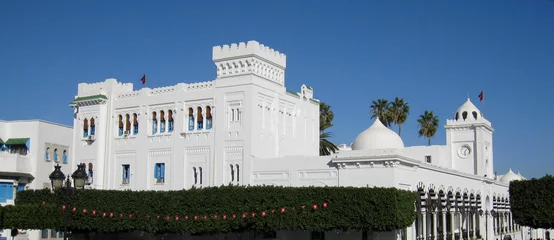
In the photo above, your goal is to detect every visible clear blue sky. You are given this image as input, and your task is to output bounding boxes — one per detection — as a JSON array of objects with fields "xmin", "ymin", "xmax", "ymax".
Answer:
[{"xmin": 1, "ymin": 1, "xmax": 553, "ymax": 178}]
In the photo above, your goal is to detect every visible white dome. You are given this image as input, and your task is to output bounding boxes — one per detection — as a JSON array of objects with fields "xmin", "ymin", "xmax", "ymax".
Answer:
[
  {"xmin": 454, "ymin": 98, "xmax": 483, "ymax": 121},
  {"xmin": 351, "ymin": 119, "xmax": 404, "ymax": 151},
  {"xmin": 500, "ymin": 169, "xmax": 523, "ymax": 183}
]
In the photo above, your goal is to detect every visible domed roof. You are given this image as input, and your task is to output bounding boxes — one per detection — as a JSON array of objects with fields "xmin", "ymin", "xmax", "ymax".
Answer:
[
  {"xmin": 351, "ymin": 119, "xmax": 404, "ymax": 151},
  {"xmin": 500, "ymin": 169, "xmax": 524, "ymax": 183},
  {"xmin": 454, "ymin": 98, "xmax": 483, "ymax": 121}
]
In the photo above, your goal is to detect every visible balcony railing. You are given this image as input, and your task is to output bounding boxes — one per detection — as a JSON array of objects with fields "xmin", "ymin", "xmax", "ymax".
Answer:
[{"xmin": 0, "ymin": 152, "xmax": 32, "ymax": 174}]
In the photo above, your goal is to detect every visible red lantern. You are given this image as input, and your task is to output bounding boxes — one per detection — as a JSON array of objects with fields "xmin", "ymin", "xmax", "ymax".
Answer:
[
  {"xmin": 203, "ymin": 215, "xmax": 207, "ymax": 220},
  {"xmin": 102, "ymin": 212, "xmax": 106, "ymax": 218},
  {"xmin": 175, "ymin": 216, "xmax": 179, "ymax": 221},
  {"xmin": 313, "ymin": 204, "xmax": 318, "ymax": 210},
  {"xmin": 223, "ymin": 214, "xmax": 227, "ymax": 220},
  {"xmin": 241, "ymin": 213, "xmax": 246, "ymax": 219},
  {"xmin": 261, "ymin": 211, "xmax": 266, "ymax": 217},
  {"xmin": 62, "ymin": 205, "xmax": 66, "ymax": 211},
  {"xmin": 213, "ymin": 214, "xmax": 218, "ymax": 219},
  {"xmin": 129, "ymin": 214, "xmax": 133, "ymax": 219},
  {"xmin": 280, "ymin": 208, "xmax": 286, "ymax": 213},
  {"xmin": 166, "ymin": 216, "xmax": 170, "ymax": 221},
  {"xmin": 301, "ymin": 205, "xmax": 305, "ymax": 209},
  {"xmin": 119, "ymin": 213, "xmax": 123, "ymax": 218},
  {"xmin": 185, "ymin": 216, "xmax": 189, "ymax": 220},
  {"xmin": 271, "ymin": 209, "xmax": 275, "ymax": 214},
  {"xmin": 194, "ymin": 216, "xmax": 198, "ymax": 221},
  {"xmin": 156, "ymin": 215, "xmax": 160, "ymax": 219},
  {"xmin": 323, "ymin": 202, "xmax": 328, "ymax": 208},
  {"xmin": 42, "ymin": 201, "xmax": 46, "ymax": 205},
  {"xmin": 72, "ymin": 207, "xmax": 77, "ymax": 212},
  {"xmin": 92, "ymin": 210, "xmax": 96, "ymax": 215},
  {"xmin": 82, "ymin": 209, "xmax": 87, "ymax": 214},
  {"xmin": 109, "ymin": 212, "xmax": 114, "ymax": 218},
  {"xmin": 232, "ymin": 214, "xmax": 236, "ymax": 219},
  {"xmin": 251, "ymin": 212, "xmax": 256, "ymax": 218}
]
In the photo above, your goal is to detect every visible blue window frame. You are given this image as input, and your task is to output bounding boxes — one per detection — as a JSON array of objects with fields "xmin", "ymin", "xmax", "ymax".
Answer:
[
  {"xmin": 63, "ymin": 150, "xmax": 68, "ymax": 163},
  {"xmin": 152, "ymin": 120, "xmax": 158, "ymax": 134},
  {"xmin": 122, "ymin": 164, "xmax": 130, "ymax": 184},
  {"xmin": 154, "ymin": 163, "xmax": 165, "ymax": 183},
  {"xmin": 206, "ymin": 117, "xmax": 212, "ymax": 130},
  {"xmin": 53, "ymin": 149, "xmax": 58, "ymax": 162},
  {"xmin": 188, "ymin": 115, "xmax": 194, "ymax": 131},
  {"xmin": 41, "ymin": 229, "xmax": 48, "ymax": 238},
  {"xmin": 17, "ymin": 183, "xmax": 26, "ymax": 192},
  {"xmin": 90, "ymin": 125, "xmax": 95, "ymax": 136},
  {"xmin": 197, "ymin": 121, "xmax": 203, "ymax": 130},
  {"xmin": 0, "ymin": 182, "xmax": 14, "ymax": 203},
  {"xmin": 160, "ymin": 120, "xmax": 166, "ymax": 133},
  {"xmin": 168, "ymin": 120, "xmax": 174, "ymax": 132},
  {"xmin": 45, "ymin": 149, "xmax": 49, "ymax": 161},
  {"xmin": 133, "ymin": 122, "xmax": 139, "ymax": 135},
  {"xmin": 83, "ymin": 128, "xmax": 88, "ymax": 138}
]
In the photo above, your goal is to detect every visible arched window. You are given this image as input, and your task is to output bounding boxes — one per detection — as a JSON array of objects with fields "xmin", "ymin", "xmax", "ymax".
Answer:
[
  {"xmin": 118, "ymin": 115, "xmax": 124, "ymax": 136},
  {"xmin": 152, "ymin": 112, "xmax": 158, "ymax": 134},
  {"xmin": 88, "ymin": 162, "xmax": 93, "ymax": 181},
  {"xmin": 455, "ymin": 112, "xmax": 459, "ymax": 120},
  {"xmin": 197, "ymin": 107, "xmax": 203, "ymax": 130},
  {"xmin": 188, "ymin": 108, "xmax": 194, "ymax": 131},
  {"xmin": 206, "ymin": 106, "xmax": 212, "ymax": 130},
  {"xmin": 235, "ymin": 164, "xmax": 240, "ymax": 183},
  {"xmin": 160, "ymin": 110, "xmax": 166, "ymax": 133},
  {"xmin": 90, "ymin": 118, "xmax": 95, "ymax": 136},
  {"xmin": 472, "ymin": 111, "xmax": 478, "ymax": 120},
  {"xmin": 83, "ymin": 118, "xmax": 89, "ymax": 138},
  {"xmin": 230, "ymin": 164, "xmax": 235, "ymax": 183},
  {"xmin": 199, "ymin": 167, "xmax": 203, "ymax": 185},
  {"xmin": 62, "ymin": 150, "xmax": 67, "ymax": 164},
  {"xmin": 125, "ymin": 114, "xmax": 131, "ymax": 134},
  {"xmin": 133, "ymin": 113, "xmax": 138, "ymax": 135},
  {"xmin": 168, "ymin": 110, "xmax": 174, "ymax": 132},
  {"xmin": 193, "ymin": 167, "xmax": 198, "ymax": 184},
  {"xmin": 462, "ymin": 111, "xmax": 468, "ymax": 120},
  {"xmin": 45, "ymin": 147, "xmax": 50, "ymax": 161},
  {"xmin": 53, "ymin": 149, "xmax": 58, "ymax": 162}
]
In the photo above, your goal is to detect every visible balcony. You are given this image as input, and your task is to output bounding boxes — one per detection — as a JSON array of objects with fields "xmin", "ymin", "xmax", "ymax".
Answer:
[{"xmin": 0, "ymin": 152, "xmax": 33, "ymax": 176}]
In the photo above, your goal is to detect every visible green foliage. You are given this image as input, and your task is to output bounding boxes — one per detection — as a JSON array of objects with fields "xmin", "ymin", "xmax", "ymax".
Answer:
[
  {"xmin": 0, "ymin": 205, "xmax": 4, "ymax": 229},
  {"xmin": 509, "ymin": 175, "xmax": 554, "ymax": 229},
  {"xmin": 319, "ymin": 102, "xmax": 339, "ymax": 155},
  {"xmin": 370, "ymin": 97, "xmax": 410, "ymax": 135},
  {"xmin": 417, "ymin": 110, "xmax": 439, "ymax": 146},
  {"xmin": 7, "ymin": 185, "xmax": 416, "ymax": 234}
]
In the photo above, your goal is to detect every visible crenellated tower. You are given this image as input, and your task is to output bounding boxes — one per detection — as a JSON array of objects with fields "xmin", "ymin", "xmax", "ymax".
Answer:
[
  {"xmin": 212, "ymin": 40, "xmax": 286, "ymax": 86},
  {"xmin": 445, "ymin": 98, "xmax": 494, "ymax": 178}
]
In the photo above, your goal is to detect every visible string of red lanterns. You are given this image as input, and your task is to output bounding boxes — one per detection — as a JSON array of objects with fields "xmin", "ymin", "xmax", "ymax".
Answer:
[{"xmin": 41, "ymin": 201, "xmax": 329, "ymax": 221}]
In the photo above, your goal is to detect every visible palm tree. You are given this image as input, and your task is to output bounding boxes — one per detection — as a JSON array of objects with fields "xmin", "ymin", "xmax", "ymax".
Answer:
[
  {"xmin": 319, "ymin": 102, "xmax": 334, "ymax": 132},
  {"xmin": 417, "ymin": 110, "xmax": 439, "ymax": 146},
  {"xmin": 370, "ymin": 99, "xmax": 392, "ymax": 127},
  {"xmin": 319, "ymin": 102, "xmax": 338, "ymax": 155},
  {"xmin": 388, "ymin": 97, "xmax": 410, "ymax": 136}
]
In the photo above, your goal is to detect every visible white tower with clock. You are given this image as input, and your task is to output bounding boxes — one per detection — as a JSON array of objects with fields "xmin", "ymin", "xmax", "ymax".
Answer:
[{"xmin": 445, "ymin": 98, "xmax": 494, "ymax": 178}]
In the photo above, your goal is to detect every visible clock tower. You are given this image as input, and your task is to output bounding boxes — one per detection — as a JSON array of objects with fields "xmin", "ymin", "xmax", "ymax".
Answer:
[{"xmin": 445, "ymin": 98, "xmax": 494, "ymax": 178}]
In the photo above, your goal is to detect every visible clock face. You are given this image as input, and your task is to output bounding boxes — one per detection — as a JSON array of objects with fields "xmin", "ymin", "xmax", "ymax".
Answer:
[{"xmin": 458, "ymin": 145, "xmax": 471, "ymax": 158}]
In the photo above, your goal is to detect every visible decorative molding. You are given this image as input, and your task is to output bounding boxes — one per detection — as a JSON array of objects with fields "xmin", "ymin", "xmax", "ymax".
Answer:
[
  {"xmin": 185, "ymin": 147, "xmax": 210, "ymax": 154},
  {"xmin": 149, "ymin": 149, "xmax": 172, "ymax": 156},
  {"xmin": 115, "ymin": 151, "xmax": 136, "ymax": 159}
]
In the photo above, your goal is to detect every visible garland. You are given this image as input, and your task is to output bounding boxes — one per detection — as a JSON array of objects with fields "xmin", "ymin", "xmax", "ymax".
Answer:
[{"xmin": 6, "ymin": 185, "xmax": 416, "ymax": 234}]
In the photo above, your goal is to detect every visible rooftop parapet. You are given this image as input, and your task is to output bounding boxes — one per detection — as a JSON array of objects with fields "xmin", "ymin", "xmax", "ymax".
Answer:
[{"xmin": 212, "ymin": 40, "xmax": 286, "ymax": 69}]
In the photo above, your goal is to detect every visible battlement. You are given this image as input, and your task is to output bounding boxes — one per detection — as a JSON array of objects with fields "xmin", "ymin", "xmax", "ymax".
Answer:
[
  {"xmin": 77, "ymin": 78, "xmax": 133, "ymax": 97},
  {"xmin": 213, "ymin": 40, "xmax": 286, "ymax": 68}
]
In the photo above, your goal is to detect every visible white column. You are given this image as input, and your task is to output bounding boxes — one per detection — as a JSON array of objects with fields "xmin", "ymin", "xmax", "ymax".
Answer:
[
  {"xmin": 432, "ymin": 212, "xmax": 438, "ymax": 240},
  {"xmin": 450, "ymin": 211, "xmax": 455, "ymax": 240},
  {"xmin": 422, "ymin": 212, "xmax": 427, "ymax": 240},
  {"xmin": 442, "ymin": 211, "xmax": 447, "ymax": 240}
]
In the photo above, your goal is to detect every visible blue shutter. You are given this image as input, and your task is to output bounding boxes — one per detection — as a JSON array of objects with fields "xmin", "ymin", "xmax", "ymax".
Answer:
[
  {"xmin": 154, "ymin": 164, "xmax": 159, "ymax": 179},
  {"xmin": 161, "ymin": 163, "xmax": 165, "ymax": 179}
]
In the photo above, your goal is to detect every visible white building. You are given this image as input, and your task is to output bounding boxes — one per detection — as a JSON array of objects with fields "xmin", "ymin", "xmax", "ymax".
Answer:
[
  {"xmin": 0, "ymin": 119, "xmax": 73, "ymax": 240},
  {"xmin": 68, "ymin": 40, "xmax": 548, "ymax": 240}
]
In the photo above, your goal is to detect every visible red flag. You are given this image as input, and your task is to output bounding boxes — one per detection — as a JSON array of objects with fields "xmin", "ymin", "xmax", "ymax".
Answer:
[
  {"xmin": 478, "ymin": 91, "xmax": 484, "ymax": 102},
  {"xmin": 141, "ymin": 74, "xmax": 146, "ymax": 85}
]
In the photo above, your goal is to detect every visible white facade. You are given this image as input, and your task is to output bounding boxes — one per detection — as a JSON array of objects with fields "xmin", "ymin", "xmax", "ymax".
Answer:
[
  {"xmin": 0, "ymin": 119, "xmax": 73, "ymax": 240},
  {"xmin": 69, "ymin": 41, "xmax": 548, "ymax": 240}
]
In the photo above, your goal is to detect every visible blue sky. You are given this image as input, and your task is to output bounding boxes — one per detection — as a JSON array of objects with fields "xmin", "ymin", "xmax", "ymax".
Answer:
[{"xmin": 1, "ymin": 1, "xmax": 553, "ymax": 178}]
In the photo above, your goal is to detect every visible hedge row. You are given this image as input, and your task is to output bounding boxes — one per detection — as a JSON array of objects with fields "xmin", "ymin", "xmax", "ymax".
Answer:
[
  {"xmin": 7, "ymin": 185, "xmax": 416, "ymax": 234},
  {"xmin": 509, "ymin": 175, "xmax": 554, "ymax": 229}
]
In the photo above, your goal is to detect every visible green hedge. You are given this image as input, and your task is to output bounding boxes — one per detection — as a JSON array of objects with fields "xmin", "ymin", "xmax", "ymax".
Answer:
[
  {"xmin": 6, "ymin": 185, "xmax": 416, "ymax": 234},
  {"xmin": 509, "ymin": 175, "xmax": 554, "ymax": 229}
]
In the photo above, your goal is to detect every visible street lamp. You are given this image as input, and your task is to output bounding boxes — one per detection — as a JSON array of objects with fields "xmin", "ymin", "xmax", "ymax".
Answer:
[{"xmin": 49, "ymin": 163, "xmax": 88, "ymax": 240}]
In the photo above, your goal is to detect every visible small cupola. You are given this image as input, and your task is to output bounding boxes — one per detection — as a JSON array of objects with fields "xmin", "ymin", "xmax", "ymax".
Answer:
[{"xmin": 454, "ymin": 98, "xmax": 483, "ymax": 121}]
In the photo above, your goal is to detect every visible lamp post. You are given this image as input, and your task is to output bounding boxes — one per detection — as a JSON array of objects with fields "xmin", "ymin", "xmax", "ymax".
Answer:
[{"xmin": 49, "ymin": 163, "xmax": 88, "ymax": 240}]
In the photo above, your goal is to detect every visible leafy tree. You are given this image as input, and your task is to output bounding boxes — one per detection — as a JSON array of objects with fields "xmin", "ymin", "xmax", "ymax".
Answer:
[
  {"xmin": 319, "ymin": 102, "xmax": 338, "ymax": 156},
  {"xmin": 370, "ymin": 99, "xmax": 391, "ymax": 127},
  {"xmin": 388, "ymin": 97, "xmax": 410, "ymax": 136},
  {"xmin": 510, "ymin": 175, "xmax": 554, "ymax": 229},
  {"xmin": 417, "ymin": 110, "xmax": 439, "ymax": 146}
]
